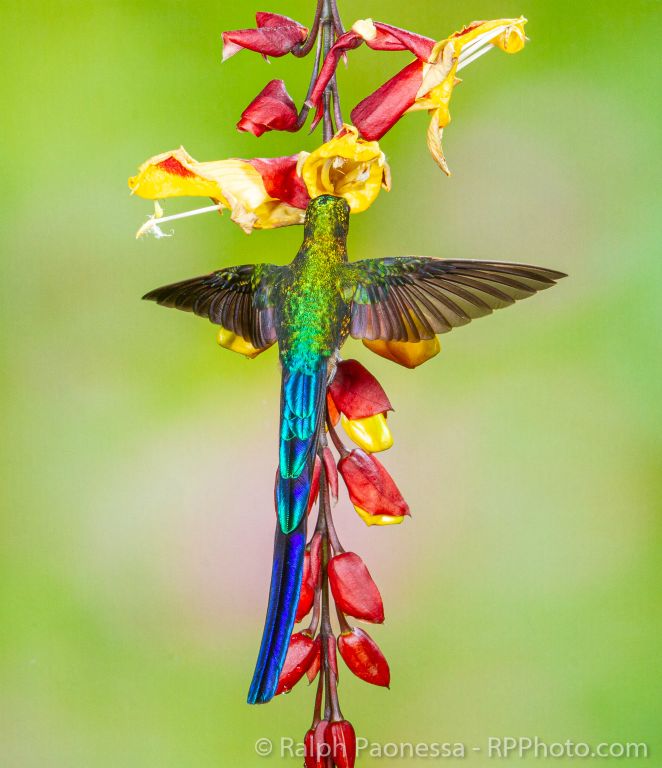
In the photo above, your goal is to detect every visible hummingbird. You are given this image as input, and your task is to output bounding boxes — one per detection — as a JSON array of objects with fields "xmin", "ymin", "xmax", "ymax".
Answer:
[{"xmin": 143, "ymin": 194, "xmax": 565, "ymax": 704}]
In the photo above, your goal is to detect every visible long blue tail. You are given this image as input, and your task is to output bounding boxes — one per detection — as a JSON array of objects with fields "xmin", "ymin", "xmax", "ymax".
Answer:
[{"xmin": 248, "ymin": 365, "xmax": 327, "ymax": 704}]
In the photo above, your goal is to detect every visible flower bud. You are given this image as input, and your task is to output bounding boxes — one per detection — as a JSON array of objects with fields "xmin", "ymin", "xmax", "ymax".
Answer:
[
  {"xmin": 338, "ymin": 449, "xmax": 409, "ymax": 522},
  {"xmin": 322, "ymin": 446, "xmax": 339, "ymax": 501},
  {"xmin": 328, "ymin": 552, "xmax": 384, "ymax": 623},
  {"xmin": 341, "ymin": 412, "xmax": 393, "ymax": 453},
  {"xmin": 327, "ymin": 392, "xmax": 340, "ymax": 426},
  {"xmin": 326, "ymin": 720, "xmax": 356, "ymax": 768},
  {"xmin": 296, "ymin": 534, "xmax": 322, "ymax": 622},
  {"xmin": 338, "ymin": 627, "xmax": 390, "ymax": 687},
  {"xmin": 306, "ymin": 636, "xmax": 322, "ymax": 682},
  {"xmin": 305, "ymin": 720, "xmax": 329, "ymax": 768},
  {"xmin": 276, "ymin": 632, "xmax": 317, "ymax": 695},
  {"xmin": 325, "ymin": 634, "xmax": 339, "ymax": 680},
  {"xmin": 307, "ymin": 455, "xmax": 322, "ymax": 515},
  {"xmin": 328, "ymin": 359, "xmax": 392, "ymax": 420}
]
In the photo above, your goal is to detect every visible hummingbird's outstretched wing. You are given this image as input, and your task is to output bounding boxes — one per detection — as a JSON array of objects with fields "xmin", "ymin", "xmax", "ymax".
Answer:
[
  {"xmin": 143, "ymin": 263, "xmax": 283, "ymax": 350},
  {"xmin": 346, "ymin": 258, "xmax": 566, "ymax": 342}
]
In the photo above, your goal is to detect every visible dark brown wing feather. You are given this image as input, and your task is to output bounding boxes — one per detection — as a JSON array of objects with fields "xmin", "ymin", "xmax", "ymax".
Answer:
[
  {"xmin": 348, "ymin": 258, "xmax": 566, "ymax": 342},
  {"xmin": 143, "ymin": 264, "xmax": 282, "ymax": 350}
]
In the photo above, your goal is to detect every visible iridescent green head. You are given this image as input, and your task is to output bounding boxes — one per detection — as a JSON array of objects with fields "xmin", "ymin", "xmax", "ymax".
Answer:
[{"xmin": 303, "ymin": 195, "xmax": 350, "ymax": 242}]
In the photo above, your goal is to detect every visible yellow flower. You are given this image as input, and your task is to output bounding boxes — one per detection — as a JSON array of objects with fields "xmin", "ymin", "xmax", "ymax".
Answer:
[
  {"xmin": 129, "ymin": 133, "xmax": 390, "ymax": 237},
  {"xmin": 298, "ymin": 125, "xmax": 391, "ymax": 213},
  {"xmin": 411, "ymin": 17, "xmax": 527, "ymax": 174}
]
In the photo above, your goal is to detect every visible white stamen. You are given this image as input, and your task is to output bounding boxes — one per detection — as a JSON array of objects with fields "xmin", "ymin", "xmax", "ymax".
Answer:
[
  {"xmin": 135, "ymin": 203, "xmax": 223, "ymax": 239},
  {"xmin": 457, "ymin": 41, "xmax": 498, "ymax": 72},
  {"xmin": 457, "ymin": 26, "xmax": 506, "ymax": 65}
]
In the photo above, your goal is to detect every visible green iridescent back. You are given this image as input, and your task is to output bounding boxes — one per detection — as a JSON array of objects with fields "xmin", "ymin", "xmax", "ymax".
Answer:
[{"xmin": 276, "ymin": 195, "xmax": 351, "ymax": 374}]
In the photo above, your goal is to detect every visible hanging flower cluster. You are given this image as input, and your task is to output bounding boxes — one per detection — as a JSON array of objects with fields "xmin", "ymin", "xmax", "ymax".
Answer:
[
  {"xmin": 129, "ymin": 8, "xmax": 526, "ymax": 238},
  {"xmin": 130, "ymin": 3, "xmax": 540, "ymax": 766},
  {"xmin": 276, "ymin": 360, "xmax": 408, "ymax": 767}
]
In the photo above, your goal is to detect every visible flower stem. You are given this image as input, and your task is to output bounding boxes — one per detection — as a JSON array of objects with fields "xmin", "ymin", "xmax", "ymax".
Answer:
[
  {"xmin": 293, "ymin": 0, "xmax": 325, "ymax": 58},
  {"xmin": 294, "ymin": 0, "xmax": 344, "ymax": 138},
  {"xmin": 317, "ymin": 460, "xmax": 344, "ymax": 722},
  {"xmin": 327, "ymin": 420, "xmax": 350, "ymax": 459}
]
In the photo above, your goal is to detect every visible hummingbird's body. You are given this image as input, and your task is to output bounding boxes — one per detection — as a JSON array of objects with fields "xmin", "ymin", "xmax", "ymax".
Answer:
[
  {"xmin": 143, "ymin": 194, "xmax": 565, "ymax": 706},
  {"xmin": 249, "ymin": 196, "xmax": 351, "ymax": 703}
]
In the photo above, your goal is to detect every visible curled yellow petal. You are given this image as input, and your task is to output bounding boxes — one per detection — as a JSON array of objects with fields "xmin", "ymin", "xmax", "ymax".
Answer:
[
  {"xmin": 426, "ymin": 114, "xmax": 450, "ymax": 176},
  {"xmin": 129, "ymin": 147, "xmax": 306, "ymax": 233},
  {"xmin": 495, "ymin": 23, "xmax": 526, "ymax": 54},
  {"xmin": 362, "ymin": 337, "xmax": 441, "ymax": 368},
  {"xmin": 341, "ymin": 413, "xmax": 393, "ymax": 453},
  {"xmin": 299, "ymin": 125, "xmax": 390, "ymax": 214},
  {"xmin": 354, "ymin": 506, "xmax": 405, "ymax": 527},
  {"xmin": 216, "ymin": 327, "xmax": 270, "ymax": 358}
]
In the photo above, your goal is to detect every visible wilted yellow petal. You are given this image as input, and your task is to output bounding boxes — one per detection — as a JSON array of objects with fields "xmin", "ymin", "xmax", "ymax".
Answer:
[
  {"xmin": 426, "ymin": 114, "xmax": 451, "ymax": 175},
  {"xmin": 217, "ymin": 327, "xmax": 270, "ymax": 358},
  {"xmin": 300, "ymin": 125, "xmax": 390, "ymax": 214},
  {"xmin": 354, "ymin": 506, "xmax": 405, "ymax": 527},
  {"xmin": 362, "ymin": 337, "xmax": 441, "ymax": 368},
  {"xmin": 341, "ymin": 413, "xmax": 393, "ymax": 453}
]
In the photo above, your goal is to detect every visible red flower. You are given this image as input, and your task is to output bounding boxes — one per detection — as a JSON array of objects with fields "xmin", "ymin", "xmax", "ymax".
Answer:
[
  {"xmin": 222, "ymin": 12, "xmax": 308, "ymax": 61},
  {"xmin": 296, "ymin": 533, "xmax": 322, "ymax": 622},
  {"xmin": 338, "ymin": 627, "xmax": 390, "ymax": 688},
  {"xmin": 328, "ymin": 360, "xmax": 392, "ymax": 420},
  {"xmin": 338, "ymin": 449, "xmax": 410, "ymax": 520},
  {"xmin": 305, "ymin": 720, "xmax": 330, "ymax": 768},
  {"xmin": 325, "ymin": 635, "xmax": 339, "ymax": 679},
  {"xmin": 307, "ymin": 455, "xmax": 322, "ymax": 515},
  {"xmin": 328, "ymin": 552, "xmax": 384, "ymax": 623},
  {"xmin": 322, "ymin": 446, "xmax": 339, "ymax": 502},
  {"xmin": 245, "ymin": 155, "xmax": 311, "ymax": 210},
  {"xmin": 276, "ymin": 632, "xmax": 317, "ymax": 695},
  {"xmin": 350, "ymin": 60, "xmax": 425, "ymax": 141},
  {"xmin": 237, "ymin": 80, "xmax": 299, "ymax": 137},
  {"xmin": 305, "ymin": 636, "xmax": 322, "ymax": 682},
  {"xmin": 326, "ymin": 720, "xmax": 357, "ymax": 768},
  {"xmin": 308, "ymin": 21, "xmax": 434, "ymax": 107}
]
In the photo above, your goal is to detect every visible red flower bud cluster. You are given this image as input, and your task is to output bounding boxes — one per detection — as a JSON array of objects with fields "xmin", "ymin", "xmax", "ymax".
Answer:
[
  {"xmin": 270, "ymin": 358, "xmax": 407, "ymax": 767},
  {"xmin": 305, "ymin": 719, "xmax": 357, "ymax": 768}
]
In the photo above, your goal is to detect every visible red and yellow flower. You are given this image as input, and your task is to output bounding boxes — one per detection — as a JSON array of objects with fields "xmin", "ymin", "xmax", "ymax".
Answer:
[
  {"xmin": 129, "ymin": 128, "xmax": 390, "ymax": 237},
  {"xmin": 308, "ymin": 17, "xmax": 527, "ymax": 173}
]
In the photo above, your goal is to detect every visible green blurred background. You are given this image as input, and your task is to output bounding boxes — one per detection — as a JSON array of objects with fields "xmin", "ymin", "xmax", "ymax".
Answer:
[{"xmin": 2, "ymin": 0, "xmax": 660, "ymax": 765}]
